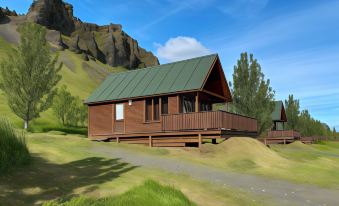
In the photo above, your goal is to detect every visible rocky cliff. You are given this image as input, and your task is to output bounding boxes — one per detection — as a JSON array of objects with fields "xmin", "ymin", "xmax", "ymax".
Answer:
[{"xmin": 3, "ymin": 0, "xmax": 159, "ymax": 69}]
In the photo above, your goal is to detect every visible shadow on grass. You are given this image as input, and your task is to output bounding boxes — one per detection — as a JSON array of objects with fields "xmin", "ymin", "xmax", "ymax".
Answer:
[{"xmin": 0, "ymin": 155, "xmax": 138, "ymax": 206}]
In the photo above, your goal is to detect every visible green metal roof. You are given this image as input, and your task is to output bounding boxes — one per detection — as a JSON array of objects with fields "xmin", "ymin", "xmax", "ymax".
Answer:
[
  {"xmin": 272, "ymin": 101, "xmax": 285, "ymax": 121},
  {"xmin": 86, "ymin": 54, "xmax": 218, "ymax": 104}
]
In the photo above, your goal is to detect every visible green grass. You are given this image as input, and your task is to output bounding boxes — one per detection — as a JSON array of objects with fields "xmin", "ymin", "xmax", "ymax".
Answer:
[
  {"xmin": 101, "ymin": 138, "xmax": 339, "ymax": 188},
  {"xmin": 43, "ymin": 180, "xmax": 196, "ymax": 206},
  {"xmin": 0, "ymin": 117, "xmax": 30, "ymax": 173},
  {"xmin": 0, "ymin": 37, "xmax": 127, "ymax": 131},
  {"xmin": 0, "ymin": 133, "xmax": 269, "ymax": 206}
]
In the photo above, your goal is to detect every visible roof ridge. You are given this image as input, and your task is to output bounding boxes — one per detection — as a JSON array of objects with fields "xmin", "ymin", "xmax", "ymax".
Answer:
[{"xmin": 108, "ymin": 53, "xmax": 218, "ymax": 76}]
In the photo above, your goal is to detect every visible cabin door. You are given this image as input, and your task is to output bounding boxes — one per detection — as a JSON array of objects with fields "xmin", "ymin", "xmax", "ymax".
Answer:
[{"xmin": 114, "ymin": 103, "xmax": 125, "ymax": 133}]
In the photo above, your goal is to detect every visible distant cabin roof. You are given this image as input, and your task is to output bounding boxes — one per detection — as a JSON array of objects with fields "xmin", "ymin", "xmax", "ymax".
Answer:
[
  {"xmin": 272, "ymin": 101, "xmax": 287, "ymax": 122},
  {"xmin": 86, "ymin": 54, "xmax": 218, "ymax": 104}
]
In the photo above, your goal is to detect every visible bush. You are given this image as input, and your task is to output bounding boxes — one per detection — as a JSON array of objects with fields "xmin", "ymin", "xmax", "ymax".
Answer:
[
  {"xmin": 0, "ymin": 117, "xmax": 30, "ymax": 173},
  {"xmin": 43, "ymin": 180, "xmax": 195, "ymax": 206},
  {"xmin": 40, "ymin": 126, "xmax": 87, "ymax": 136}
]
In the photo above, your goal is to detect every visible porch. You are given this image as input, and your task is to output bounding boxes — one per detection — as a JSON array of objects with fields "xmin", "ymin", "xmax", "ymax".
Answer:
[
  {"xmin": 258, "ymin": 130, "xmax": 301, "ymax": 145},
  {"xmin": 102, "ymin": 110, "xmax": 257, "ymax": 147},
  {"xmin": 161, "ymin": 110, "xmax": 257, "ymax": 133}
]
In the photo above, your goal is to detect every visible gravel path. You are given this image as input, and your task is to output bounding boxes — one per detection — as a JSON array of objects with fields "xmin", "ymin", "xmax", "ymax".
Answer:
[{"xmin": 90, "ymin": 145, "xmax": 339, "ymax": 206}]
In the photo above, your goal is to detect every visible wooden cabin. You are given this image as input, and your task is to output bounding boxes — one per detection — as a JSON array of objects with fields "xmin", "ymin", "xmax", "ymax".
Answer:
[
  {"xmin": 85, "ymin": 54, "xmax": 258, "ymax": 147},
  {"xmin": 265, "ymin": 101, "xmax": 300, "ymax": 144},
  {"xmin": 271, "ymin": 101, "xmax": 287, "ymax": 131}
]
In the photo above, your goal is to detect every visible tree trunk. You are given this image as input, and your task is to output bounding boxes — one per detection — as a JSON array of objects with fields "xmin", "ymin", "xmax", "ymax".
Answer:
[{"xmin": 24, "ymin": 120, "xmax": 28, "ymax": 130}]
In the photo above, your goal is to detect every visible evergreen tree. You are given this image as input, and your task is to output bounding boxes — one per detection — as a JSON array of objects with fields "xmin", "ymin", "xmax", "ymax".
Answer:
[
  {"xmin": 0, "ymin": 23, "xmax": 62, "ymax": 129},
  {"xmin": 231, "ymin": 52, "xmax": 275, "ymax": 135},
  {"xmin": 284, "ymin": 94, "xmax": 300, "ymax": 130}
]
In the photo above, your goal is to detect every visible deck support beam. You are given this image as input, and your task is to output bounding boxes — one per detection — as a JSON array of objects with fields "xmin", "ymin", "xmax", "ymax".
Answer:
[
  {"xmin": 198, "ymin": 134, "xmax": 202, "ymax": 148},
  {"xmin": 149, "ymin": 136, "xmax": 152, "ymax": 147},
  {"xmin": 116, "ymin": 137, "xmax": 120, "ymax": 143}
]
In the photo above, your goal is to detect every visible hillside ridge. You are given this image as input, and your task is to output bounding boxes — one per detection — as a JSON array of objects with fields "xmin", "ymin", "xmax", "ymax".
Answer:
[{"xmin": 0, "ymin": 0, "xmax": 159, "ymax": 69}]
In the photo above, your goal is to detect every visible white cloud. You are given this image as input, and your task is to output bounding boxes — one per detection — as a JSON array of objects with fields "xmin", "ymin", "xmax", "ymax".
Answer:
[{"xmin": 155, "ymin": 36, "xmax": 211, "ymax": 62}]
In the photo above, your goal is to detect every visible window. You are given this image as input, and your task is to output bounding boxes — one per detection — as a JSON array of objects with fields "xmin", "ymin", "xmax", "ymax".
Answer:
[
  {"xmin": 161, "ymin": 96, "xmax": 168, "ymax": 114},
  {"xmin": 154, "ymin": 98, "xmax": 159, "ymax": 120},
  {"xmin": 116, "ymin": 103, "xmax": 124, "ymax": 120},
  {"xmin": 200, "ymin": 101, "xmax": 212, "ymax": 111},
  {"xmin": 145, "ymin": 99, "xmax": 152, "ymax": 122},
  {"xmin": 145, "ymin": 96, "xmax": 168, "ymax": 122},
  {"xmin": 180, "ymin": 94, "xmax": 195, "ymax": 113}
]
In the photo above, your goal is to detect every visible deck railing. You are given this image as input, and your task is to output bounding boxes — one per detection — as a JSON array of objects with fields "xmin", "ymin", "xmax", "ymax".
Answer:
[
  {"xmin": 267, "ymin": 130, "xmax": 301, "ymax": 138},
  {"xmin": 161, "ymin": 111, "xmax": 257, "ymax": 132}
]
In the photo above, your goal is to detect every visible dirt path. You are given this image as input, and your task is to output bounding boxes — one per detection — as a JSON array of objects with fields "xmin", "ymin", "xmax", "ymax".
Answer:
[{"xmin": 90, "ymin": 145, "xmax": 339, "ymax": 206}]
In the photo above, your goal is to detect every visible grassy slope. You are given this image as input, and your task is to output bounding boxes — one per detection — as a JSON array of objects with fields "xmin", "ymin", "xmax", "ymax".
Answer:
[
  {"xmin": 100, "ymin": 137, "xmax": 339, "ymax": 188},
  {"xmin": 0, "ymin": 133, "xmax": 269, "ymax": 206},
  {"xmin": 0, "ymin": 37, "xmax": 127, "ymax": 130},
  {"xmin": 43, "ymin": 180, "xmax": 196, "ymax": 206}
]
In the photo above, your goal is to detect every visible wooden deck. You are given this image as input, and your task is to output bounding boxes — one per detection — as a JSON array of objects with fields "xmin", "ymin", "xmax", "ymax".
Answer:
[
  {"xmin": 267, "ymin": 130, "xmax": 301, "ymax": 139},
  {"xmin": 259, "ymin": 130, "xmax": 301, "ymax": 145},
  {"xmin": 91, "ymin": 110, "xmax": 258, "ymax": 147},
  {"xmin": 162, "ymin": 111, "xmax": 257, "ymax": 132}
]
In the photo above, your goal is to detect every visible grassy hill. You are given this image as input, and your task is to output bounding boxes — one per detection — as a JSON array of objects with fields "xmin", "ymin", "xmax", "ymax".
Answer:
[{"xmin": 0, "ymin": 37, "xmax": 127, "ymax": 130}]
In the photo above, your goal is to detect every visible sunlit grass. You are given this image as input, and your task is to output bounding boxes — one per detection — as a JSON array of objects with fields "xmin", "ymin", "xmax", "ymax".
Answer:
[
  {"xmin": 0, "ymin": 117, "xmax": 30, "ymax": 173},
  {"xmin": 43, "ymin": 180, "xmax": 196, "ymax": 206},
  {"xmin": 103, "ymin": 137, "xmax": 339, "ymax": 188},
  {"xmin": 0, "ymin": 133, "xmax": 269, "ymax": 206}
]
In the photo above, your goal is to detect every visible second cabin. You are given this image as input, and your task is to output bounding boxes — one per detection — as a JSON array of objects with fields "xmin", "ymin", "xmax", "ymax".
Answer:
[{"xmin": 85, "ymin": 54, "xmax": 258, "ymax": 147}]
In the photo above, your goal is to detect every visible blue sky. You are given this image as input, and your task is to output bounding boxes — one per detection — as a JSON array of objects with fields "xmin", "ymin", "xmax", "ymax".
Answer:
[{"xmin": 2, "ymin": 0, "xmax": 339, "ymax": 130}]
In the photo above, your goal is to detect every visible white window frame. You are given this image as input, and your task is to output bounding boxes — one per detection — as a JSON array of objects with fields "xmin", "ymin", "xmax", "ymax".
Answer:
[{"xmin": 116, "ymin": 103, "xmax": 124, "ymax": 120}]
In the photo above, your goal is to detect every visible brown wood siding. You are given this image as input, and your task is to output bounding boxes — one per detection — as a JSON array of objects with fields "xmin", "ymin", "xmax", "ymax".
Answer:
[
  {"xmin": 162, "ymin": 111, "xmax": 257, "ymax": 132},
  {"xmin": 267, "ymin": 130, "xmax": 301, "ymax": 138},
  {"xmin": 115, "ymin": 121, "xmax": 125, "ymax": 133},
  {"xmin": 125, "ymin": 99, "xmax": 162, "ymax": 133},
  {"xmin": 168, "ymin": 95, "xmax": 178, "ymax": 114},
  {"xmin": 89, "ymin": 104, "xmax": 113, "ymax": 136}
]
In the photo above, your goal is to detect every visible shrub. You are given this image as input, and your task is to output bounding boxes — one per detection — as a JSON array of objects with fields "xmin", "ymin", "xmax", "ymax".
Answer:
[{"xmin": 0, "ymin": 117, "xmax": 30, "ymax": 173}]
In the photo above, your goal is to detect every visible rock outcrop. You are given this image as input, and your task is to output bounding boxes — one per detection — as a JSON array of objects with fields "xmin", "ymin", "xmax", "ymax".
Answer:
[
  {"xmin": 0, "ymin": 7, "xmax": 18, "ymax": 17},
  {"xmin": 25, "ymin": 0, "xmax": 159, "ymax": 69},
  {"xmin": 27, "ymin": 0, "xmax": 75, "ymax": 35},
  {"xmin": 0, "ymin": 9, "xmax": 4, "ymax": 20}
]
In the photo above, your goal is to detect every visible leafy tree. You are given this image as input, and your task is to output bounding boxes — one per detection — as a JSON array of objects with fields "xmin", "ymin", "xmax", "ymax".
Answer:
[
  {"xmin": 0, "ymin": 23, "xmax": 62, "ymax": 129},
  {"xmin": 231, "ymin": 52, "xmax": 275, "ymax": 135},
  {"xmin": 297, "ymin": 110, "xmax": 312, "ymax": 136},
  {"xmin": 52, "ymin": 85, "xmax": 74, "ymax": 125},
  {"xmin": 52, "ymin": 86, "xmax": 87, "ymax": 127},
  {"xmin": 284, "ymin": 95, "xmax": 300, "ymax": 130},
  {"xmin": 333, "ymin": 127, "xmax": 337, "ymax": 139}
]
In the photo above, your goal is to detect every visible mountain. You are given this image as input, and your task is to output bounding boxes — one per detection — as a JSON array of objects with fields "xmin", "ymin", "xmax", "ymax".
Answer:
[
  {"xmin": 0, "ymin": 0, "xmax": 159, "ymax": 69},
  {"xmin": 0, "ymin": 0, "xmax": 159, "ymax": 129}
]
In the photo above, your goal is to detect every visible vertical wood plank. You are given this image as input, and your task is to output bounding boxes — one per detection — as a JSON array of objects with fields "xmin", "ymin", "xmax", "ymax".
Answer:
[
  {"xmin": 149, "ymin": 136, "xmax": 152, "ymax": 147},
  {"xmin": 198, "ymin": 134, "xmax": 202, "ymax": 148}
]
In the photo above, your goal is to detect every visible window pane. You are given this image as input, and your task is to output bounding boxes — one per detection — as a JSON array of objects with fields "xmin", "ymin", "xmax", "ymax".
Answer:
[
  {"xmin": 145, "ymin": 99, "xmax": 152, "ymax": 121},
  {"xmin": 161, "ymin": 96, "xmax": 168, "ymax": 114},
  {"xmin": 116, "ymin": 103, "xmax": 124, "ymax": 120},
  {"xmin": 154, "ymin": 98, "xmax": 159, "ymax": 120},
  {"xmin": 181, "ymin": 95, "xmax": 195, "ymax": 113}
]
